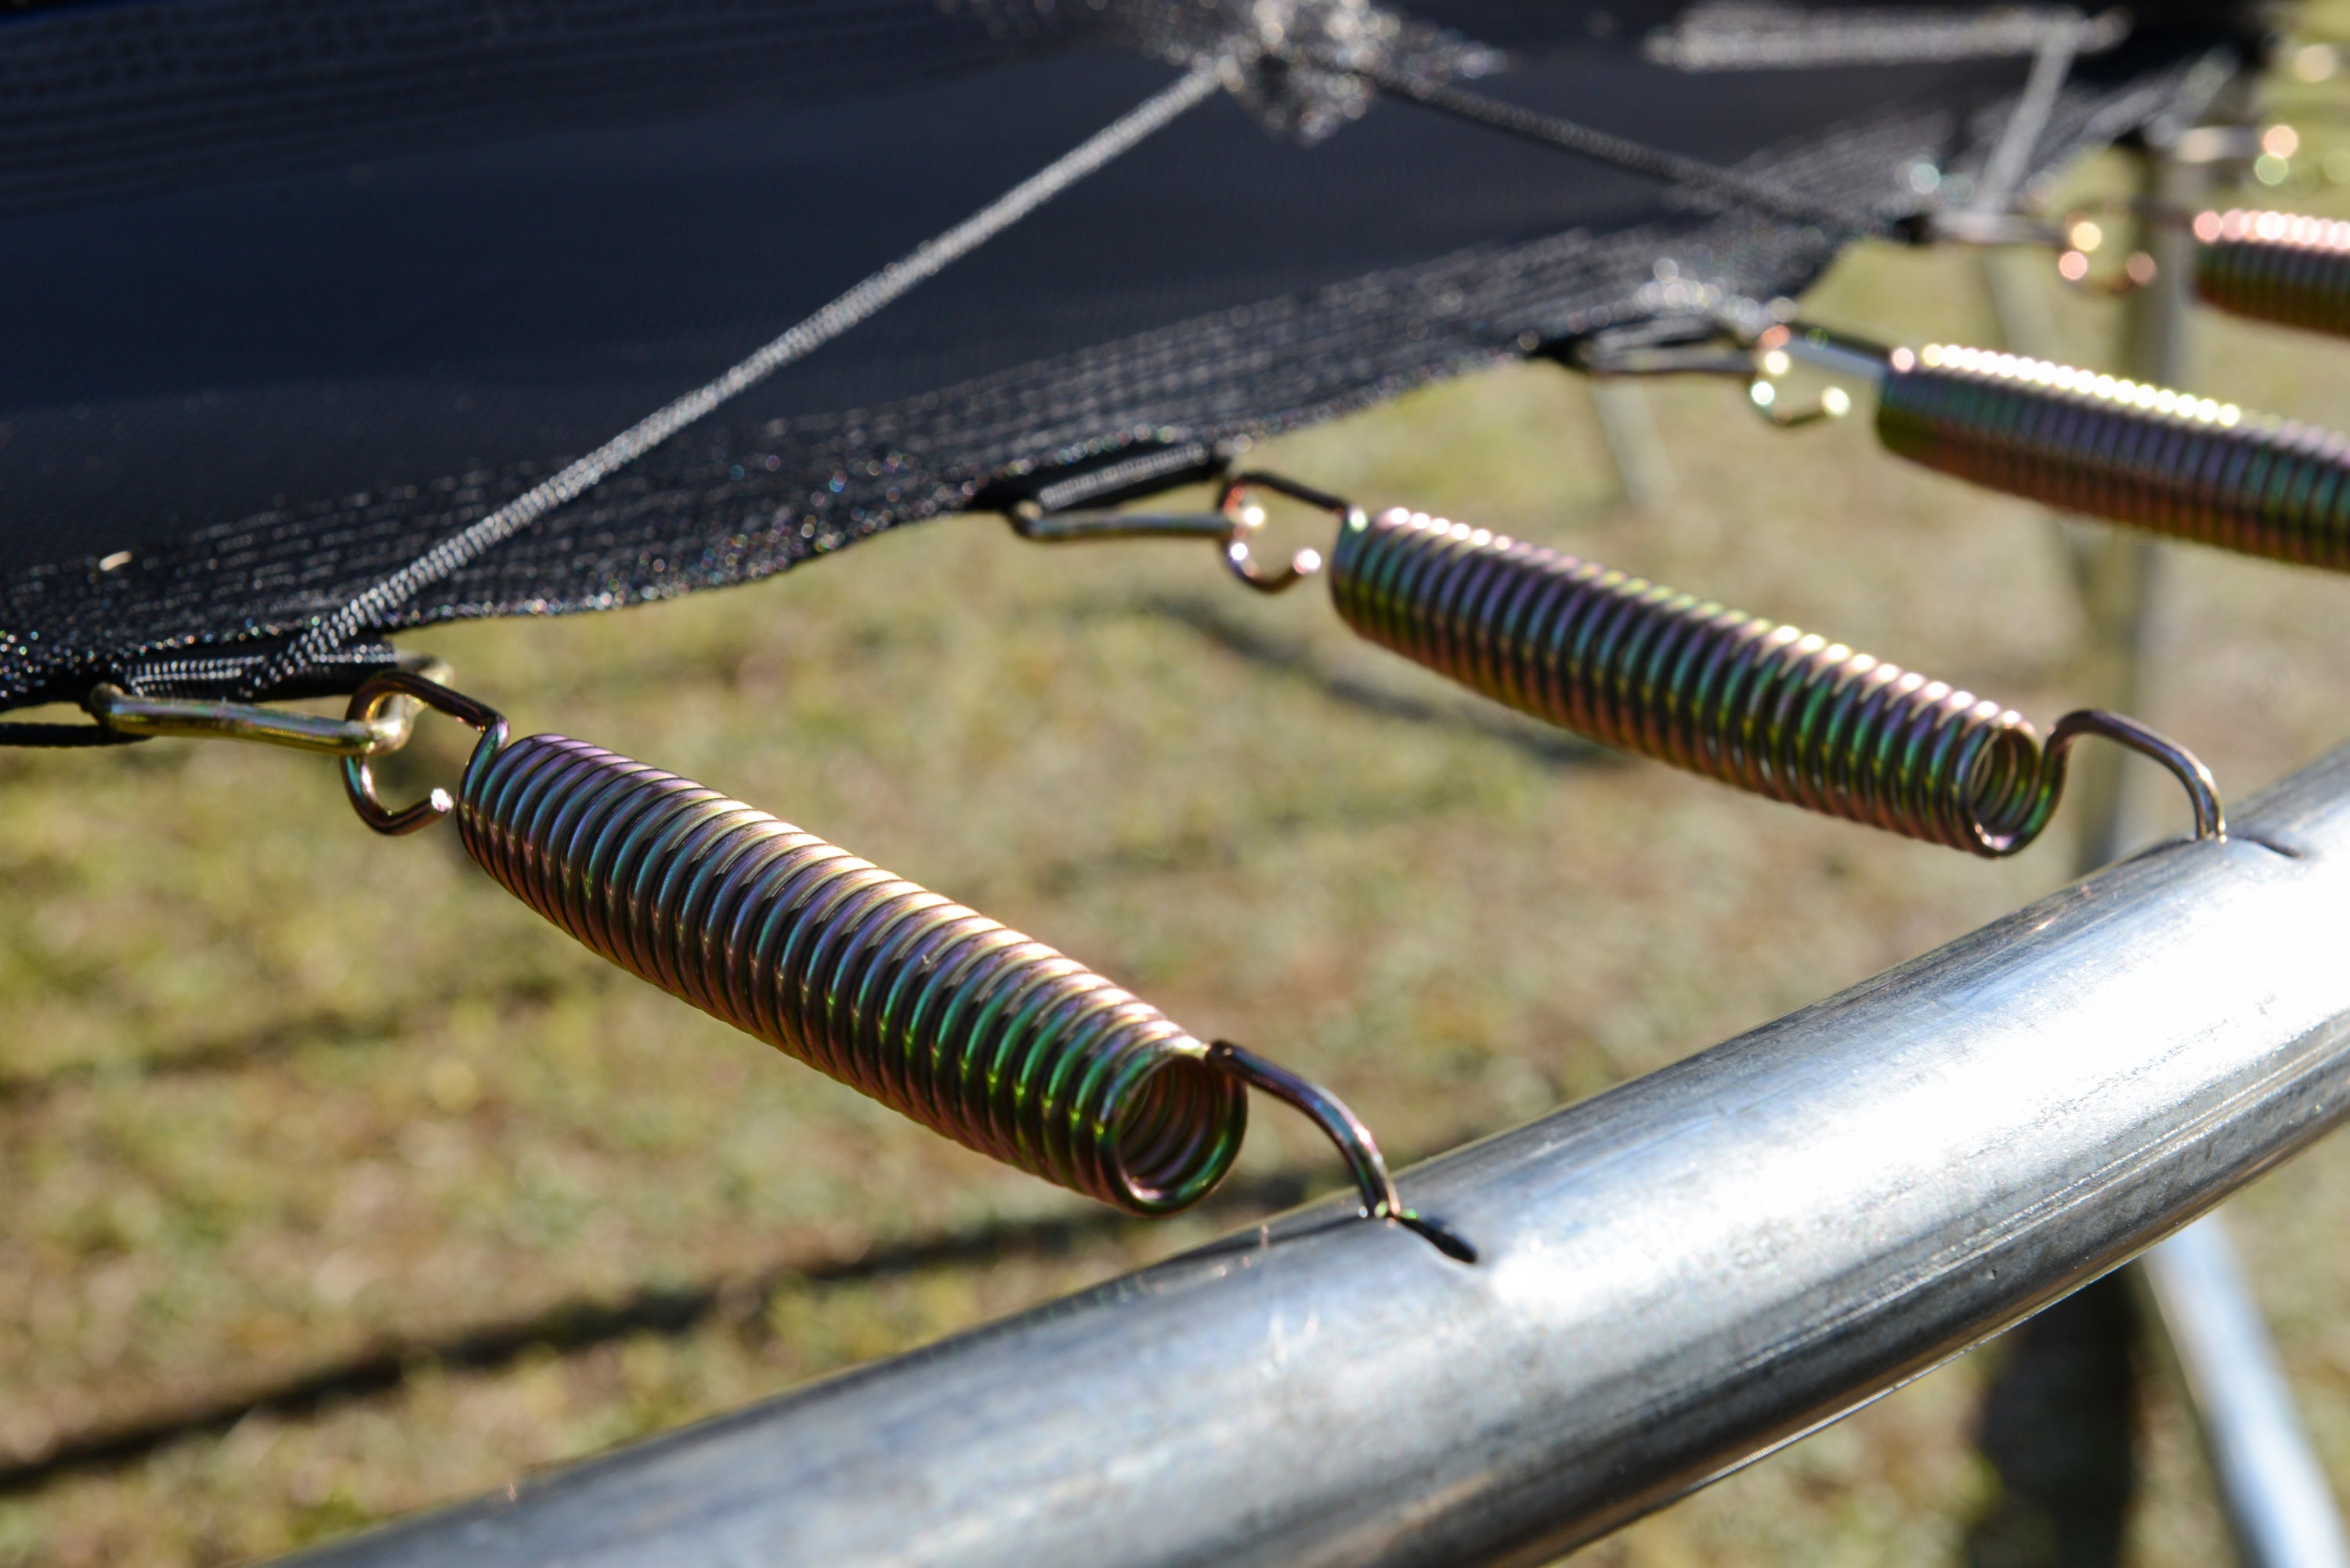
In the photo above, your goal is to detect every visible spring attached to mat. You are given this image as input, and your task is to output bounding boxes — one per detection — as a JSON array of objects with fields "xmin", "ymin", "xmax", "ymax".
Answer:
[
  {"xmin": 331, "ymin": 671, "xmax": 1448, "ymax": 1242},
  {"xmin": 1874, "ymin": 343, "xmax": 2350, "ymax": 572},
  {"xmin": 1328, "ymin": 508, "xmax": 2223, "ymax": 857},
  {"xmin": 1596, "ymin": 321, "xmax": 2350, "ymax": 575},
  {"xmin": 1008, "ymin": 481, "xmax": 2225, "ymax": 858},
  {"xmin": 2191, "ymin": 208, "xmax": 2350, "ymax": 340}
]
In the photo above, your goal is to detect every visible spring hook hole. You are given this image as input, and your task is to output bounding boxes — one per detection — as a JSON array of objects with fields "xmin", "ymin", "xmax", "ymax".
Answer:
[
  {"xmin": 1396, "ymin": 1211, "xmax": 1479, "ymax": 1263},
  {"xmin": 342, "ymin": 670, "xmax": 509, "ymax": 836}
]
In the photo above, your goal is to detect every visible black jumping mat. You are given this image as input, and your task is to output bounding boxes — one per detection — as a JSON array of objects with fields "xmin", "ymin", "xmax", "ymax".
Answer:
[{"xmin": 0, "ymin": 0, "xmax": 2254, "ymax": 710}]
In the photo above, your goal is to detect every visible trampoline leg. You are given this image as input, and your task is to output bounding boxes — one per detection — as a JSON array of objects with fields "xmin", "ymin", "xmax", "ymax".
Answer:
[
  {"xmin": 1969, "ymin": 126, "xmax": 2348, "ymax": 1567},
  {"xmin": 1586, "ymin": 377, "xmax": 1675, "ymax": 511},
  {"xmin": 2059, "ymin": 128, "xmax": 2203, "ymax": 871},
  {"xmin": 2142, "ymin": 1215, "xmax": 2350, "ymax": 1568},
  {"xmin": 2084, "ymin": 133, "xmax": 2347, "ymax": 1568}
]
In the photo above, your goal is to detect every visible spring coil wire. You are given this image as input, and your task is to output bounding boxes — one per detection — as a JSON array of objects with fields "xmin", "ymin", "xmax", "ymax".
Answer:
[
  {"xmin": 1875, "ymin": 344, "xmax": 2350, "ymax": 571},
  {"xmin": 456, "ymin": 733, "xmax": 1246, "ymax": 1216},
  {"xmin": 1331, "ymin": 508, "xmax": 2070, "ymax": 855},
  {"xmin": 2192, "ymin": 208, "xmax": 2350, "ymax": 341}
]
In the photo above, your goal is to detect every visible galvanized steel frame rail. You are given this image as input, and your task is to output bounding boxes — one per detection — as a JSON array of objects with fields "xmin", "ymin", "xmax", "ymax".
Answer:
[{"xmin": 285, "ymin": 742, "xmax": 2350, "ymax": 1568}]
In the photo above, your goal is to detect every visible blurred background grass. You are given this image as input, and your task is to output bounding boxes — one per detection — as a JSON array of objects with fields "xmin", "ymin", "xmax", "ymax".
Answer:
[{"xmin": 10, "ymin": 93, "xmax": 2350, "ymax": 1568}]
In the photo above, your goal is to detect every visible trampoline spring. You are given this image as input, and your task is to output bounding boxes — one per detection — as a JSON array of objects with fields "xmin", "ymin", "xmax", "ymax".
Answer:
[
  {"xmin": 2045, "ymin": 202, "xmax": 2350, "ymax": 333},
  {"xmin": 1003, "ymin": 484, "xmax": 2225, "ymax": 858},
  {"xmin": 1325, "ymin": 508, "xmax": 2222, "ymax": 858},
  {"xmin": 1027, "ymin": 309, "xmax": 2350, "ymax": 580},
  {"xmin": 1874, "ymin": 341, "xmax": 2350, "ymax": 572},
  {"xmin": 2189, "ymin": 208, "xmax": 2350, "ymax": 341},
  {"xmin": 1587, "ymin": 320, "xmax": 2350, "ymax": 573},
  {"xmin": 334, "ymin": 671, "xmax": 1445, "ymax": 1240}
]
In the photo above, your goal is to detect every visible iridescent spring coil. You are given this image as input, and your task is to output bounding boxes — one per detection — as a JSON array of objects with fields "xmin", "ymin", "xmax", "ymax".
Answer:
[
  {"xmin": 2193, "ymin": 208, "xmax": 2350, "ymax": 341},
  {"xmin": 1875, "ymin": 344, "xmax": 2350, "ymax": 572},
  {"xmin": 453, "ymin": 733, "xmax": 1243, "ymax": 1215},
  {"xmin": 1326, "ymin": 507, "xmax": 2222, "ymax": 857},
  {"xmin": 336, "ymin": 673, "xmax": 1433, "ymax": 1234}
]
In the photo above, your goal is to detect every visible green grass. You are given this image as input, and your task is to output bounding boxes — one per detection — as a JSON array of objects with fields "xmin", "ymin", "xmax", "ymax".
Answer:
[{"xmin": 10, "ymin": 128, "xmax": 2350, "ymax": 1566}]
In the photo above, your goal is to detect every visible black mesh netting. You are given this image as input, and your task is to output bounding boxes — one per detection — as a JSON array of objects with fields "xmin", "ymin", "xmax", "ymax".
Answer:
[{"xmin": 0, "ymin": 0, "xmax": 2251, "ymax": 710}]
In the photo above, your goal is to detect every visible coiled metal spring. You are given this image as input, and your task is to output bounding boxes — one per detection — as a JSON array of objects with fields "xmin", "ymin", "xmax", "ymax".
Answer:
[
  {"xmin": 2193, "ymin": 208, "xmax": 2350, "ymax": 341},
  {"xmin": 456, "ymin": 734, "xmax": 1245, "ymax": 1214},
  {"xmin": 1875, "ymin": 343, "xmax": 2350, "ymax": 572},
  {"xmin": 334, "ymin": 672, "xmax": 1436, "ymax": 1234},
  {"xmin": 1325, "ymin": 507, "xmax": 2222, "ymax": 857}
]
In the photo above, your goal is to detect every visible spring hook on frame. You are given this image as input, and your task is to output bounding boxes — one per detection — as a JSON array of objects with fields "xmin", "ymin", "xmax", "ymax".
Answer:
[{"xmin": 338, "ymin": 669, "xmax": 1457, "ymax": 1251}]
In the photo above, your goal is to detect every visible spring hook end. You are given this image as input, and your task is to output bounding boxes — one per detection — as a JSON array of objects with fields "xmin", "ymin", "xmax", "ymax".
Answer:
[
  {"xmin": 342, "ymin": 670, "xmax": 508, "ymax": 836},
  {"xmin": 1221, "ymin": 535, "xmax": 1323, "ymax": 594},
  {"xmin": 1205, "ymin": 1040, "xmax": 1473, "ymax": 1262},
  {"xmin": 1395, "ymin": 1209, "xmax": 1479, "ymax": 1263},
  {"xmin": 1744, "ymin": 323, "xmax": 1887, "ymax": 428},
  {"xmin": 1747, "ymin": 378, "xmax": 1851, "ymax": 427},
  {"xmin": 2054, "ymin": 206, "xmax": 2159, "ymax": 293},
  {"xmin": 1214, "ymin": 471, "xmax": 1357, "ymax": 595},
  {"xmin": 2047, "ymin": 709, "xmax": 2225, "ymax": 844}
]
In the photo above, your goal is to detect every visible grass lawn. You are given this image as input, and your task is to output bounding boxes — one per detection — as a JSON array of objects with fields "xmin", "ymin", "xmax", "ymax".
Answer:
[{"xmin": 8, "ymin": 119, "xmax": 2350, "ymax": 1567}]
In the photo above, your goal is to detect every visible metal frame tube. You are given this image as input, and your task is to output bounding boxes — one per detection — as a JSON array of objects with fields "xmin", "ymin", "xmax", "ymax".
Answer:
[{"xmin": 287, "ymin": 745, "xmax": 2350, "ymax": 1568}]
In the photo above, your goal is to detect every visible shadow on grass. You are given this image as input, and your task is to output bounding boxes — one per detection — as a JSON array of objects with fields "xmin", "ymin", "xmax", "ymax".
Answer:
[
  {"xmin": 1960, "ymin": 1273, "xmax": 2140, "ymax": 1568},
  {"xmin": 0, "ymin": 970, "xmax": 572, "ymax": 1105},
  {"xmin": 1025, "ymin": 781, "xmax": 1477, "ymax": 896},
  {"xmin": 1137, "ymin": 593, "xmax": 1617, "ymax": 771},
  {"xmin": 0, "ymin": 1169, "xmax": 1332, "ymax": 1497},
  {"xmin": 0, "ymin": 1006, "xmax": 411, "ymax": 1107}
]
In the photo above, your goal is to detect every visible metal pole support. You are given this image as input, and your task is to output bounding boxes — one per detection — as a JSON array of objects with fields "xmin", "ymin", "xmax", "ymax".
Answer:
[
  {"xmin": 1586, "ymin": 377, "xmax": 1677, "ymax": 511},
  {"xmin": 2142, "ymin": 1213, "xmax": 2350, "ymax": 1568},
  {"xmin": 2059, "ymin": 135, "xmax": 2204, "ymax": 872},
  {"xmin": 2001, "ymin": 125, "xmax": 2350, "ymax": 1568}
]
